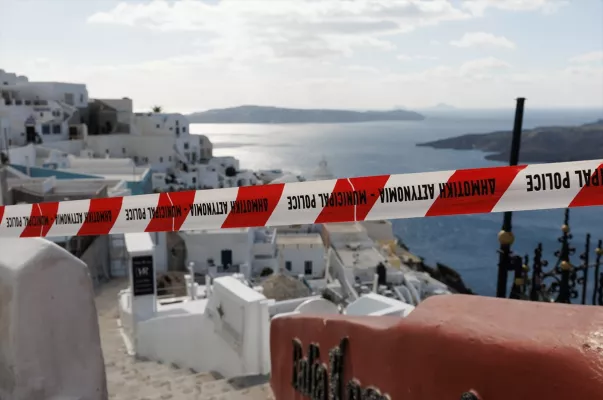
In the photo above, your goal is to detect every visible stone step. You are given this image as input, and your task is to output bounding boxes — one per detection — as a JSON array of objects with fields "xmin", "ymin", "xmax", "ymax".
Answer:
[{"xmin": 95, "ymin": 279, "xmax": 273, "ymax": 400}]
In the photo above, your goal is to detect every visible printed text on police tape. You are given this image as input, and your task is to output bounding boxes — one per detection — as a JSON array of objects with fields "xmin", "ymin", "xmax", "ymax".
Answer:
[{"xmin": 1, "ymin": 162, "xmax": 602, "ymax": 231}]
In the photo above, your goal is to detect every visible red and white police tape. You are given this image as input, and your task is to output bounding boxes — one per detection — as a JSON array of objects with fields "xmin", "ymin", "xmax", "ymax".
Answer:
[{"xmin": 0, "ymin": 159, "xmax": 602, "ymax": 239}]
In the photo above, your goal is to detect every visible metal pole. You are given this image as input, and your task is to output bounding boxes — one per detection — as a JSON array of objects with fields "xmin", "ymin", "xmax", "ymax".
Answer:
[
  {"xmin": 188, "ymin": 261, "xmax": 196, "ymax": 300},
  {"xmin": 593, "ymin": 240, "xmax": 603, "ymax": 305},
  {"xmin": 496, "ymin": 97, "xmax": 525, "ymax": 298}
]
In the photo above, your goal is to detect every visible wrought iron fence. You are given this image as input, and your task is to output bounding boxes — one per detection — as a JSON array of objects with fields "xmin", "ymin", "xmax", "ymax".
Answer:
[{"xmin": 501, "ymin": 208, "xmax": 603, "ymax": 305}]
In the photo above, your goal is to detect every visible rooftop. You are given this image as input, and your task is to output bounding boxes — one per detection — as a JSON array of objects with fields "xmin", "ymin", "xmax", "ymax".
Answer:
[
  {"xmin": 216, "ymin": 276, "xmax": 266, "ymax": 302},
  {"xmin": 276, "ymin": 233, "xmax": 324, "ymax": 247},
  {"xmin": 323, "ymin": 222, "xmax": 366, "ymax": 234},
  {"xmin": 254, "ymin": 228, "xmax": 276, "ymax": 244},
  {"xmin": 187, "ymin": 227, "xmax": 250, "ymax": 235},
  {"xmin": 336, "ymin": 246, "xmax": 385, "ymax": 269}
]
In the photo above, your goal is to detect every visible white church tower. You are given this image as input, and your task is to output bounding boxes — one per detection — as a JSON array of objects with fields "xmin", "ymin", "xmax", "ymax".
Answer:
[{"xmin": 312, "ymin": 157, "xmax": 334, "ymax": 181}]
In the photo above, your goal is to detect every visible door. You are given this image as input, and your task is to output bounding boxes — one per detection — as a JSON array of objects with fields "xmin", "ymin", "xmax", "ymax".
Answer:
[
  {"xmin": 25, "ymin": 126, "xmax": 37, "ymax": 144},
  {"xmin": 221, "ymin": 249, "xmax": 233, "ymax": 268}
]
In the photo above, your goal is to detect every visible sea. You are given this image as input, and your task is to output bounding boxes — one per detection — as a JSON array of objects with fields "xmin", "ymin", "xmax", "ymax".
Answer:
[{"xmin": 191, "ymin": 108, "xmax": 603, "ymax": 296}]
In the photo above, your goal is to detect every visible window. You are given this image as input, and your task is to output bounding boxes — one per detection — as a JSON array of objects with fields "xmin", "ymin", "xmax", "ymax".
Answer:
[
  {"xmin": 182, "ymin": 127, "xmax": 186, "ymax": 133},
  {"xmin": 134, "ymin": 156, "xmax": 139, "ymax": 163},
  {"xmin": 42, "ymin": 125, "xmax": 50, "ymax": 135},
  {"xmin": 40, "ymin": 112, "xmax": 44, "ymax": 117},
  {"xmin": 122, "ymin": 147, "xmax": 126, "ymax": 154},
  {"xmin": 64, "ymin": 93, "xmax": 74, "ymax": 105},
  {"xmin": 304, "ymin": 261, "xmax": 313, "ymax": 275},
  {"xmin": 168, "ymin": 156, "xmax": 172, "ymax": 162},
  {"xmin": 52, "ymin": 124, "xmax": 61, "ymax": 134},
  {"xmin": 156, "ymin": 124, "xmax": 160, "ymax": 129},
  {"xmin": 159, "ymin": 157, "xmax": 163, "ymax": 163},
  {"xmin": 80, "ymin": 93, "xmax": 84, "ymax": 103},
  {"xmin": 192, "ymin": 177, "xmax": 197, "ymax": 184},
  {"xmin": 184, "ymin": 143, "xmax": 189, "ymax": 150},
  {"xmin": 285, "ymin": 261, "xmax": 292, "ymax": 271}
]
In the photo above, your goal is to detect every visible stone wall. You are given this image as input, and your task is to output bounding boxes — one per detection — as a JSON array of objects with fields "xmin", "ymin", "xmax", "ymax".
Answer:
[
  {"xmin": 80, "ymin": 234, "xmax": 111, "ymax": 287},
  {"xmin": 0, "ymin": 237, "xmax": 107, "ymax": 399},
  {"xmin": 270, "ymin": 294, "xmax": 603, "ymax": 400}
]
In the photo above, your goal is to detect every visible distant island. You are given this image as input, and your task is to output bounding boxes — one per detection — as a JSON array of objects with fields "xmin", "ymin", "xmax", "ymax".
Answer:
[
  {"xmin": 418, "ymin": 120, "xmax": 603, "ymax": 163},
  {"xmin": 187, "ymin": 105, "xmax": 425, "ymax": 124}
]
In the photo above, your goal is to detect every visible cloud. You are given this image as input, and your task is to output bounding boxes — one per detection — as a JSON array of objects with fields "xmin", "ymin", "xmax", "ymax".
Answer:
[
  {"xmin": 12, "ymin": 51, "xmax": 600, "ymax": 111},
  {"xmin": 569, "ymin": 51, "xmax": 603, "ymax": 64},
  {"xmin": 13, "ymin": 0, "xmax": 591, "ymax": 111},
  {"xmin": 386, "ymin": 57, "xmax": 512, "ymax": 82},
  {"xmin": 347, "ymin": 65, "xmax": 381, "ymax": 74},
  {"xmin": 450, "ymin": 32, "xmax": 515, "ymax": 49},
  {"xmin": 88, "ymin": 0, "xmax": 470, "ymax": 61},
  {"xmin": 461, "ymin": 0, "xmax": 568, "ymax": 16},
  {"xmin": 397, "ymin": 54, "xmax": 439, "ymax": 61},
  {"xmin": 459, "ymin": 57, "xmax": 512, "ymax": 79}
]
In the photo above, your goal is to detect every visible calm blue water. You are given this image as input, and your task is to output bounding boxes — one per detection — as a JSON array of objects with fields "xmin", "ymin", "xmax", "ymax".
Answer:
[{"xmin": 191, "ymin": 108, "xmax": 603, "ymax": 296}]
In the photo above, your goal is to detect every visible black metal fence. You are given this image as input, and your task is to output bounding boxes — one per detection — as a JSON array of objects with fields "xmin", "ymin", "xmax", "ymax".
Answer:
[
  {"xmin": 493, "ymin": 98, "xmax": 603, "ymax": 305},
  {"xmin": 501, "ymin": 208, "xmax": 603, "ymax": 305}
]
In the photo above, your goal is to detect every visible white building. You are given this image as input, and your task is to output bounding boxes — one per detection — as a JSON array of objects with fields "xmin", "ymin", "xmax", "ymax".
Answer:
[
  {"xmin": 0, "ymin": 70, "xmax": 88, "ymax": 107},
  {"xmin": 135, "ymin": 112, "xmax": 188, "ymax": 136},
  {"xmin": 323, "ymin": 222, "xmax": 398, "ymax": 283},
  {"xmin": 276, "ymin": 233, "xmax": 326, "ymax": 278},
  {"xmin": 0, "ymin": 69, "xmax": 88, "ymax": 146},
  {"xmin": 322, "ymin": 222, "xmax": 374, "ymax": 249},
  {"xmin": 87, "ymin": 98, "xmax": 137, "ymax": 136},
  {"xmin": 0, "ymin": 116, "xmax": 11, "ymax": 151},
  {"xmin": 181, "ymin": 228, "xmax": 253, "ymax": 273},
  {"xmin": 1, "ymin": 69, "xmax": 259, "ymax": 193},
  {"xmin": 179, "ymin": 227, "xmax": 329, "ymax": 279}
]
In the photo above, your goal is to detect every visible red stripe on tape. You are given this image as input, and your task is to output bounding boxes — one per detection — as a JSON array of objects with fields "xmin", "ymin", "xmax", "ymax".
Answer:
[
  {"xmin": 78, "ymin": 197, "xmax": 123, "ymax": 236},
  {"xmin": 349, "ymin": 175, "xmax": 391, "ymax": 221},
  {"xmin": 569, "ymin": 163, "xmax": 603, "ymax": 208},
  {"xmin": 426, "ymin": 165, "xmax": 526, "ymax": 217},
  {"xmin": 0, "ymin": 206, "xmax": 4, "ymax": 227},
  {"xmin": 314, "ymin": 178, "xmax": 355, "ymax": 224},
  {"xmin": 20, "ymin": 201, "xmax": 59, "ymax": 238},
  {"xmin": 145, "ymin": 191, "xmax": 197, "ymax": 233},
  {"xmin": 222, "ymin": 184, "xmax": 285, "ymax": 228}
]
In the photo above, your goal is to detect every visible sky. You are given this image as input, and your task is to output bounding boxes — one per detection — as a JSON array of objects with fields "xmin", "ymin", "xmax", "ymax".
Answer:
[{"xmin": 1, "ymin": 0, "xmax": 602, "ymax": 112}]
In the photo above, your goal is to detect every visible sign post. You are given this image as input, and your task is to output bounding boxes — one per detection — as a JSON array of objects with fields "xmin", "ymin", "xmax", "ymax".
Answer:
[{"xmin": 128, "ymin": 251, "xmax": 156, "ymax": 356}]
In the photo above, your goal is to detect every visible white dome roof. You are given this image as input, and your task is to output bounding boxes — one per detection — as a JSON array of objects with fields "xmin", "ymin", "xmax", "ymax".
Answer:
[{"xmin": 271, "ymin": 173, "xmax": 302, "ymax": 184}]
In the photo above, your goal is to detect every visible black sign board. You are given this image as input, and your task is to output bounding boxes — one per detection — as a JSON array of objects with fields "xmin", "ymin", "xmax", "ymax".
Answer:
[{"xmin": 132, "ymin": 255, "xmax": 155, "ymax": 296}]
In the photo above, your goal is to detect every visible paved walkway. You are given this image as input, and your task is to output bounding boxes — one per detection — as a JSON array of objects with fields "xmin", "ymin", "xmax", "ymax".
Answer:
[{"xmin": 95, "ymin": 279, "xmax": 275, "ymax": 400}]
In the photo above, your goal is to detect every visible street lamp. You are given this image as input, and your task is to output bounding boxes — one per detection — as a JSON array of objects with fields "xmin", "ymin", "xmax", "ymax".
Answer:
[{"xmin": 496, "ymin": 98, "xmax": 526, "ymax": 298}]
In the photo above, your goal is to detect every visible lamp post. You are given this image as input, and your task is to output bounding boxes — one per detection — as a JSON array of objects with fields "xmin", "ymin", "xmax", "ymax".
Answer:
[{"xmin": 496, "ymin": 97, "xmax": 525, "ymax": 298}]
